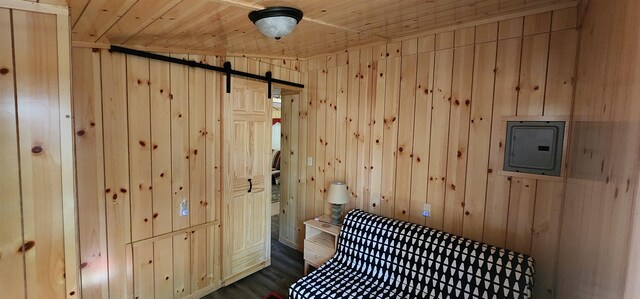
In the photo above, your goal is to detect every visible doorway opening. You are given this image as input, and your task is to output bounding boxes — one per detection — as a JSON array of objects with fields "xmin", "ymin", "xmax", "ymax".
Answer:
[
  {"xmin": 270, "ymin": 86, "xmax": 301, "ymax": 246},
  {"xmin": 268, "ymin": 86, "xmax": 305, "ymax": 294},
  {"xmin": 271, "ymin": 90, "xmax": 282, "ymax": 218}
]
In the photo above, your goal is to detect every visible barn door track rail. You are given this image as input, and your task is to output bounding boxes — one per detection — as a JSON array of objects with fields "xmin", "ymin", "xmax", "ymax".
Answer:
[{"xmin": 109, "ymin": 45, "xmax": 304, "ymax": 97}]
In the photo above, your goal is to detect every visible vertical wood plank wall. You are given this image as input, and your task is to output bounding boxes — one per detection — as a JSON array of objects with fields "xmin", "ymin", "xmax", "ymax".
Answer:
[
  {"xmin": 0, "ymin": 9, "xmax": 26, "ymax": 299},
  {"xmin": 72, "ymin": 48, "xmax": 302, "ymax": 298},
  {"xmin": 556, "ymin": 0, "xmax": 640, "ymax": 298},
  {"xmin": 279, "ymin": 7, "xmax": 578, "ymax": 297},
  {"xmin": 0, "ymin": 3, "xmax": 77, "ymax": 299}
]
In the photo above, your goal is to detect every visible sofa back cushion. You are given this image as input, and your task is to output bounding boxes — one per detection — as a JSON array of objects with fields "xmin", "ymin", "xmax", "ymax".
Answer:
[{"xmin": 334, "ymin": 209, "xmax": 535, "ymax": 299}]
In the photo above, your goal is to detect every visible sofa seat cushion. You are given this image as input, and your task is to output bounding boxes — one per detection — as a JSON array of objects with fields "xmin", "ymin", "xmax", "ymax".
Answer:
[{"xmin": 289, "ymin": 258, "xmax": 409, "ymax": 299}]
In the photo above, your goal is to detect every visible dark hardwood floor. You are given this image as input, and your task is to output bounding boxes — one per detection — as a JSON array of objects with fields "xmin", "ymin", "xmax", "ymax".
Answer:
[{"xmin": 202, "ymin": 214, "xmax": 304, "ymax": 299}]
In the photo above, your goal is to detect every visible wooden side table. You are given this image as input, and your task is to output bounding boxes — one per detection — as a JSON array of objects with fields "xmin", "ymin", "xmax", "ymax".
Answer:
[{"xmin": 303, "ymin": 215, "xmax": 341, "ymax": 275}]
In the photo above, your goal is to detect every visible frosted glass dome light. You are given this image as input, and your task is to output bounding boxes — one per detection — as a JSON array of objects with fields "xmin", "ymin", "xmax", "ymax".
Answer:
[
  {"xmin": 249, "ymin": 7, "xmax": 303, "ymax": 40},
  {"xmin": 254, "ymin": 16, "xmax": 298, "ymax": 39}
]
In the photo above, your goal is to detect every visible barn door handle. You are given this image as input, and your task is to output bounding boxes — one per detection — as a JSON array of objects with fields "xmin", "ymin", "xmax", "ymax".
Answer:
[{"xmin": 248, "ymin": 178, "xmax": 253, "ymax": 193}]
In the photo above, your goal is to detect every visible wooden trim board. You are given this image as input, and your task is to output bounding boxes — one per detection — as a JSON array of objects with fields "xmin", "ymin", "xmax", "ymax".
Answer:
[
  {"xmin": 57, "ymin": 11, "xmax": 80, "ymax": 299},
  {"xmin": 220, "ymin": 259, "xmax": 271, "ymax": 287},
  {"xmin": 128, "ymin": 220, "xmax": 220, "ymax": 248},
  {"xmin": 0, "ymin": 0, "xmax": 68, "ymax": 15}
]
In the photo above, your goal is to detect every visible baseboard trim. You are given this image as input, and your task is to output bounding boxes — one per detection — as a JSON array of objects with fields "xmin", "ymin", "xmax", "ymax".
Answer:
[
  {"xmin": 278, "ymin": 237, "xmax": 302, "ymax": 251},
  {"xmin": 184, "ymin": 282, "xmax": 222, "ymax": 299},
  {"xmin": 221, "ymin": 259, "xmax": 271, "ymax": 287}
]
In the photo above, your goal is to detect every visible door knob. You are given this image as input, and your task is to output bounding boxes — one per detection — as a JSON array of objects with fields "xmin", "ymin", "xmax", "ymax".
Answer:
[{"xmin": 248, "ymin": 178, "xmax": 253, "ymax": 193}]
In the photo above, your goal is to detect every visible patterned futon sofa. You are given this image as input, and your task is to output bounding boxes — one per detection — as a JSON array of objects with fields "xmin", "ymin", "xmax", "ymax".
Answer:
[{"xmin": 290, "ymin": 209, "xmax": 535, "ymax": 299}]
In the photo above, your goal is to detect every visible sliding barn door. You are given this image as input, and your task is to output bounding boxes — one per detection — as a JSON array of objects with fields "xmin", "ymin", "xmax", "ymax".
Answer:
[{"xmin": 222, "ymin": 77, "xmax": 271, "ymax": 283}]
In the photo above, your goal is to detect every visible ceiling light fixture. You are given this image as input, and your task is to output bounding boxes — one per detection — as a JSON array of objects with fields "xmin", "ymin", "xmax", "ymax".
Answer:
[{"xmin": 248, "ymin": 6, "xmax": 303, "ymax": 40}]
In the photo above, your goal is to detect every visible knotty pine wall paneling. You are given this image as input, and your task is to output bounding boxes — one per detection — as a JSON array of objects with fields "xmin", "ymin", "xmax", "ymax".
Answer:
[
  {"xmin": 73, "ymin": 46, "xmax": 109, "ymax": 299},
  {"xmin": 73, "ymin": 48, "xmax": 302, "ymax": 298},
  {"xmin": 381, "ymin": 52, "xmax": 401, "ymax": 218},
  {"xmin": 280, "ymin": 91, "xmax": 291, "ymax": 242},
  {"xmin": 483, "ymin": 20, "xmax": 522, "ymax": 249},
  {"xmin": 395, "ymin": 52, "xmax": 417, "ymax": 222},
  {"xmin": 428, "ymin": 33, "xmax": 454, "ymax": 230},
  {"xmin": 171, "ymin": 53, "xmax": 191, "ymax": 232},
  {"xmin": 409, "ymin": 47, "xmax": 435, "ymax": 225},
  {"xmin": 150, "ymin": 58, "xmax": 173, "ymax": 235},
  {"xmin": 128, "ymin": 55, "xmax": 154, "ymax": 242},
  {"xmin": 316, "ymin": 64, "xmax": 328, "ymax": 217},
  {"xmin": 280, "ymin": 7, "xmax": 579, "ymax": 298},
  {"xmin": 325, "ymin": 62, "xmax": 337, "ymax": 216},
  {"xmin": 204, "ymin": 54, "xmax": 223, "ymax": 295},
  {"xmin": 335, "ymin": 59, "xmax": 348, "ymax": 194},
  {"xmin": 443, "ymin": 29, "xmax": 474, "ymax": 236},
  {"xmin": 0, "ymin": 1, "xmax": 78, "ymax": 298},
  {"xmin": 281, "ymin": 71, "xmax": 293, "ymax": 238},
  {"xmin": 345, "ymin": 51, "xmax": 360, "ymax": 213},
  {"xmin": 100, "ymin": 49, "xmax": 134, "ymax": 299},
  {"xmin": 0, "ymin": 8, "xmax": 27, "ymax": 299},
  {"xmin": 356, "ymin": 53, "xmax": 373, "ymax": 213},
  {"xmin": 462, "ymin": 23, "xmax": 497, "ymax": 241},
  {"xmin": 16, "ymin": 8, "xmax": 66, "ymax": 297},
  {"xmin": 556, "ymin": 0, "xmax": 640, "ymax": 297},
  {"xmin": 306, "ymin": 67, "xmax": 318, "ymax": 231}
]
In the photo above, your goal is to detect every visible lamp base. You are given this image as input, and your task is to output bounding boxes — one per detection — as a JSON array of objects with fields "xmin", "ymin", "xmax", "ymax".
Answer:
[{"xmin": 330, "ymin": 204, "xmax": 343, "ymax": 225}]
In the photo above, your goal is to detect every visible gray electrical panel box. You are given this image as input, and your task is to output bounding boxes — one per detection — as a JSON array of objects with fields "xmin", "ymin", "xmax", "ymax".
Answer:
[{"xmin": 503, "ymin": 121, "xmax": 565, "ymax": 176}]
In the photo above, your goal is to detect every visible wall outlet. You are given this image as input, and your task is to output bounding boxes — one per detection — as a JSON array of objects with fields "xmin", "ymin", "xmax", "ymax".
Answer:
[
  {"xmin": 307, "ymin": 157, "xmax": 313, "ymax": 166},
  {"xmin": 180, "ymin": 199, "xmax": 189, "ymax": 216},
  {"xmin": 422, "ymin": 203, "xmax": 431, "ymax": 217}
]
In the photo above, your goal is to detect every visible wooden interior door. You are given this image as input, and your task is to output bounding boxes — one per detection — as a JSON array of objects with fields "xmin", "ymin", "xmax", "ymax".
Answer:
[{"xmin": 222, "ymin": 77, "xmax": 271, "ymax": 284}]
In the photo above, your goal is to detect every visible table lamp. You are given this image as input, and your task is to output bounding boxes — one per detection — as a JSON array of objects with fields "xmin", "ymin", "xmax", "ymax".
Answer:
[{"xmin": 327, "ymin": 181, "xmax": 349, "ymax": 225}]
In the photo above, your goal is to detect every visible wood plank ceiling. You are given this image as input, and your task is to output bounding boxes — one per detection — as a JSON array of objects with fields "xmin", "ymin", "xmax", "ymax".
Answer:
[{"xmin": 70, "ymin": 0, "xmax": 577, "ymax": 58}]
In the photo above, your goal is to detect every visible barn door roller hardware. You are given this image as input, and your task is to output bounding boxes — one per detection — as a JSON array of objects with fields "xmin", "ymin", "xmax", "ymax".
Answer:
[{"xmin": 109, "ymin": 45, "xmax": 304, "ymax": 97}]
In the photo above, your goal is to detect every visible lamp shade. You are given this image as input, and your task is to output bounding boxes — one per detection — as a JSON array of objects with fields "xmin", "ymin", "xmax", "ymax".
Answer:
[
  {"xmin": 248, "ymin": 7, "xmax": 303, "ymax": 40},
  {"xmin": 326, "ymin": 181, "xmax": 349, "ymax": 205}
]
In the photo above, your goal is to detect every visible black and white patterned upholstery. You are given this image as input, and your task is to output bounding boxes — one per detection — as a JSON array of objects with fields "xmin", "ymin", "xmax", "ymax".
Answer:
[{"xmin": 290, "ymin": 209, "xmax": 535, "ymax": 299}]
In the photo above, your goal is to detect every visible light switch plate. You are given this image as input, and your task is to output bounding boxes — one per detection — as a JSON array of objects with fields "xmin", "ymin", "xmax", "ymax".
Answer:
[
  {"xmin": 307, "ymin": 157, "xmax": 313, "ymax": 166},
  {"xmin": 180, "ymin": 199, "xmax": 189, "ymax": 216}
]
